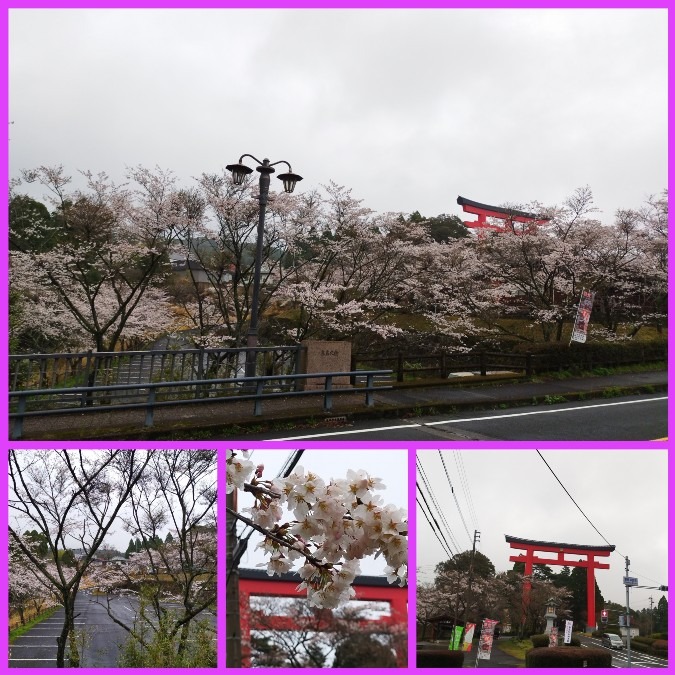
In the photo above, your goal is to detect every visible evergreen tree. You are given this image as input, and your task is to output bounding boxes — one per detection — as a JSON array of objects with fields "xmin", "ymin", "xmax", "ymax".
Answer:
[{"xmin": 436, "ymin": 551, "xmax": 495, "ymax": 580}]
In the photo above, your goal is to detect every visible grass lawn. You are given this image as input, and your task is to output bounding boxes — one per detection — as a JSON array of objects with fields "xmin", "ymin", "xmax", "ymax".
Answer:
[{"xmin": 496, "ymin": 638, "xmax": 533, "ymax": 661}]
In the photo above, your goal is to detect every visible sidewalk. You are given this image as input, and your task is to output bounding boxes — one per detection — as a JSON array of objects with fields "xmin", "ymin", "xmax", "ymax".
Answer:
[{"xmin": 16, "ymin": 369, "xmax": 667, "ymax": 440}]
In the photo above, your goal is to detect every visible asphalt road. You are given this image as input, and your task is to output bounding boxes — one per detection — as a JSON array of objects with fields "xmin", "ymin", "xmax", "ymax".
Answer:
[
  {"xmin": 578, "ymin": 634, "xmax": 668, "ymax": 668},
  {"xmin": 9, "ymin": 593, "xmax": 216, "ymax": 668},
  {"xmin": 251, "ymin": 393, "xmax": 668, "ymax": 441}
]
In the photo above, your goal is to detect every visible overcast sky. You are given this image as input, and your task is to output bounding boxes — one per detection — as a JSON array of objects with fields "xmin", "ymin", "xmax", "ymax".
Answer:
[
  {"xmin": 8, "ymin": 8, "xmax": 667, "ymax": 222},
  {"xmin": 233, "ymin": 448, "xmax": 408, "ymax": 577},
  {"xmin": 416, "ymin": 449, "xmax": 668, "ymax": 610}
]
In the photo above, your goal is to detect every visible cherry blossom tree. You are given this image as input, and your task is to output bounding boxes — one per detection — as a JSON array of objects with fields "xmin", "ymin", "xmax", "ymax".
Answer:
[
  {"xmin": 166, "ymin": 172, "xmax": 309, "ymax": 349},
  {"xmin": 9, "ymin": 533, "xmax": 64, "ymax": 626},
  {"xmin": 9, "ymin": 166, "xmax": 183, "ymax": 354},
  {"xmin": 87, "ymin": 450, "xmax": 217, "ymax": 667},
  {"xmin": 276, "ymin": 183, "xmax": 429, "ymax": 347},
  {"xmin": 8, "ymin": 449, "xmax": 153, "ymax": 668}
]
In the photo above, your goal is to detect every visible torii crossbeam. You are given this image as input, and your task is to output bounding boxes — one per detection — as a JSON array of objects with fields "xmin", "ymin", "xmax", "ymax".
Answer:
[
  {"xmin": 505, "ymin": 535, "xmax": 615, "ymax": 631},
  {"xmin": 457, "ymin": 195, "xmax": 550, "ymax": 234}
]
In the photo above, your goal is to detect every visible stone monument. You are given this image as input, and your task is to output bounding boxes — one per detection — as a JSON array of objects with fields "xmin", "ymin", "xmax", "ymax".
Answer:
[{"xmin": 299, "ymin": 340, "xmax": 352, "ymax": 390}]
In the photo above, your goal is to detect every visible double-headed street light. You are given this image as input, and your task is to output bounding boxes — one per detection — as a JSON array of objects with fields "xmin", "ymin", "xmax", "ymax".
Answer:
[{"xmin": 225, "ymin": 154, "xmax": 303, "ymax": 378}]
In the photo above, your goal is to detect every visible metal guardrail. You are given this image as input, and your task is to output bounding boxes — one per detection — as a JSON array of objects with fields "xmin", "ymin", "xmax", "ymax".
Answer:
[
  {"xmin": 9, "ymin": 345, "xmax": 303, "ymax": 391},
  {"xmin": 9, "ymin": 370, "xmax": 393, "ymax": 440}
]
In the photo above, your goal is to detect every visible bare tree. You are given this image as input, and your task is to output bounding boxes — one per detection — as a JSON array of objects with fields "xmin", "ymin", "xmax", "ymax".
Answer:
[
  {"xmin": 8, "ymin": 449, "xmax": 153, "ymax": 667},
  {"xmin": 92, "ymin": 449, "xmax": 217, "ymax": 667}
]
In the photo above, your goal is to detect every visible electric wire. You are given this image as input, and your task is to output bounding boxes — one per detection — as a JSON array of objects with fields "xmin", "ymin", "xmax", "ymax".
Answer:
[
  {"xmin": 417, "ymin": 456, "xmax": 461, "ymax": 553},
  {"xmin": 453, "ymin": 449, "xmax": 479, "ymax": 530},
  {"xmin": 416, "ymin": 493, "xmax": 454, "ymax": 560},
  {"xmin": 438, "ymin": 450, "xmax": 473, "ymax": 545}
]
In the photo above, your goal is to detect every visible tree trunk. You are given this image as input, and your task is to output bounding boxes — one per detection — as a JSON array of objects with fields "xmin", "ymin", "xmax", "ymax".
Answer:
[{"xmin": 56, "ymin": 595, "xmax": 79, "ymax": 668}]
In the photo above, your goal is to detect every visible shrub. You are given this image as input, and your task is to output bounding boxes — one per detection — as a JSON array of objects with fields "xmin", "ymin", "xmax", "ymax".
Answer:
[
  {"xmin": 529, "ymin": 633, "xmax": 552, "ymax": 648},
  {"xmin": 632, "ymin": 636, "xmax": 654, "ymax": 645},
  {"xmin": 526, "ymin": 647, "xmax": 612, "ymax": 668},
  {"xmin": 565, "ymin": 635, "xmax": 581, "ymax": 647},
  {"xmin": 652, "ymin": 639, "xmax": 668, "ymax": 654},
  {"xmin": 416, "ymin": 649, "xmax": 465, "ymax": 668}
]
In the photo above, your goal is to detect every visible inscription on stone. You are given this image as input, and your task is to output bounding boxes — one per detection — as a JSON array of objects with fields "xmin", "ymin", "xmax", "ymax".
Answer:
[{"xmin": 300, "ymin": 340, "xmax": 352, "ymax": 391}]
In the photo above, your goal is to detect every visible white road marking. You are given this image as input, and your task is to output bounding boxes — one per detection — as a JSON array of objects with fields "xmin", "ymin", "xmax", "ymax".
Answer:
[
  {"xmin": 272, "ymin": 396, "xmax": 667, "ymax": 439},
  {"xmin": 423, "ymin": 397, "xmax": 668, "ymax": 426}
]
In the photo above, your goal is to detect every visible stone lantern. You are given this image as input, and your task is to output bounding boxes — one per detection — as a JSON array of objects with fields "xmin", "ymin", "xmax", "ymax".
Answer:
[{"xmin": 544, "ymin": 597, "xmax": 560, "ymax": 635}]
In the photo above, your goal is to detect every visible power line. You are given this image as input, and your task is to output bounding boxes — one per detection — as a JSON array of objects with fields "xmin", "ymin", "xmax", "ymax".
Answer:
[
  {"xmin": 417, "ymin": 456, "xmax": 461, "ymax": 553},
  {"xmin": 416, "ymin": 493, "xmax": 454, "ymax": 560},
  {"xmin": 453, "ymin": 449, "xmax": 479, "ymax": 530},
  {"xmin": 438, "ymin": 450, "xmax": 472, "ymax": 545},
  {"xmin": 536, "ymin": 449, "xmax": 617, "ymax": 550}
]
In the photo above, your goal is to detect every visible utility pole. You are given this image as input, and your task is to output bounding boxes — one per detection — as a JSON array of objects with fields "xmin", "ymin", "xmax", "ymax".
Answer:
[
  {"xmin": 226, "ymin": 491, "xmax": 242, "ymax": 667},
  {"xmin": 465, "ymin": 531, "xmax": 481, "ymax": 637},
  {"xmin": 649, "ymin": 596, "xmax": 654, "ymax": 636},
  {"xmin": 624, "ymin": 556, "xmax": 631, "ymax": 668}
]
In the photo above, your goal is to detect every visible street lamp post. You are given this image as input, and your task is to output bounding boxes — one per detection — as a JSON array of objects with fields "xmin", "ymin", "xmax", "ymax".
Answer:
[{"xmin": 225, "ymin": 154, "xmax": 303, "ymax": 378}]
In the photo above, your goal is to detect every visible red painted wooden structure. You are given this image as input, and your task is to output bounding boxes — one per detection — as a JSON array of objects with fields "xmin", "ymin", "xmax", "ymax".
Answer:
[
  {"xmin": 239, "ymin": 568, "xmax": 408, "ymax": 666},
  {"xmin": 457, "ymin": 195, "xmax": 550, "ymax": 234},
  {"xmin": 506, "ymin": 535, "xmax": 615, "ymax": 631}
]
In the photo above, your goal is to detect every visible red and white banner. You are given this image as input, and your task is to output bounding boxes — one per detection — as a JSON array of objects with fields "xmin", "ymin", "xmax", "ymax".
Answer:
[
  {"xmin": 476, "ymin": 619, "xmax": 499, "ymax": 660},
  {"xmin": 548, "ymin": 626, "xmax": 558, "ymax": 647},
  {"xmin": 571, "ymin": 289, "xmax": 595, "ymax": 343},
  {"xmin": 462, "ymin": 623, "xmax": 476, "ymax": 652}
]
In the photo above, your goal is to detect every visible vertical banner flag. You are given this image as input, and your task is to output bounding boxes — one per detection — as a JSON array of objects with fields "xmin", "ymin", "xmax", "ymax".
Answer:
[
  {"xmin": 477, "ymin": 619, "xmax": 499, "ymax": 660},
  {"xmin": 571, "ymin": 289, "xmax": 595, "ymax": 343},
  {"xmin": 449, "ymin": 625, "xmax": 464, "ymax": 650},
  {"xmin": 463, "ymin": 623, "xmax": 476, "ymax": 652},
  {"xmin": 564, "ymin": 620, "xmax": 573, "ymax": 644},
  {"xmin": 548, "ymin": 626, "xmax": 558, "ymax": 647}
]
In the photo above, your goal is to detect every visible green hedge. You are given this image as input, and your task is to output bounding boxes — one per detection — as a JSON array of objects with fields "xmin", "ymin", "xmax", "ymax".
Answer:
[
  {"xmin": 416, "ymin": 649, "xmax": 465, "ymax": 668},
  {"xmin": 530, "ymin": 632, "xmax": 580, "ymax": 647},
  {"xmin": 511, "ymin": 339, "xmax": 667, "ymax": 373},
  {"xmin": 526, "ymin": 647, "xmax": 612, "ymax": 668}
]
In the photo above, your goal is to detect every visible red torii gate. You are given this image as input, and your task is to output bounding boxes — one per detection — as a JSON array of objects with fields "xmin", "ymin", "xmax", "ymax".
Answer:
[
  {"xmin": 457, "ymin": 195, "xmax": 550, "ymax": 234},
  {"xmin": 239, "ymin": 568, "xmax": 408, "ymax": 667},
  {"xmin": 505, "ymin": 535, "xmax": 615, "ymax": 631}
]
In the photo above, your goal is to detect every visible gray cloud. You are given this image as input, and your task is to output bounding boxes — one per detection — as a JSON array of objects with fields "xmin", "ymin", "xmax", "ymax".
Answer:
[{"xmin": 9, "ymin": 8, "xmax": 667, "ymax": 219}]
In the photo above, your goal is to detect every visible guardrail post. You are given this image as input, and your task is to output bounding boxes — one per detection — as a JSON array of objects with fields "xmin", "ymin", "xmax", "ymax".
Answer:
[
  {"xmin": 324, "ymin": 376, "xmax": 333, "ymax": 411},
  {"xmin": 11, "ymin": 395, "xmax": 26, "ymax": 440},
  {"xmin": 144, "ymin": 389, "xmax": 156, "ymax": 428},
  {"xmin": 525, "ymin": 352, "xmax": 533, "ymax": 378},
  {"xmin": 366, "ymin": 374, "xmax": 375, "ymax": 407},
  {"xmin": 480, "ymin": 351, "xmax": 487, "ymax": 377},
  {"xmin": 254, "ymin": 379, "xmax": 264, "ymax": 416},
  {"xmin": 440, "ymin": 353, "xmax": 447, "ymax": 379},
  {"xmin": 397, "ymin": 353, "xmax": 404, "ymax": 382},
  {"xmin": 350, "ymin": 356, "xmax": 356, "ymax": 386}
]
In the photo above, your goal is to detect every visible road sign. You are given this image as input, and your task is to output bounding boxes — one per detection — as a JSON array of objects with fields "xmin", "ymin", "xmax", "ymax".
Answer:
[{"xmin": 623, "ymin": 576, "xmax": 638, "ymax": 586}]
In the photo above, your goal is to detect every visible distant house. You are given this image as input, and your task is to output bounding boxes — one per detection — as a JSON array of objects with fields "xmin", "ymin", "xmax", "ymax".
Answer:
[
  {"xmin": 619, "ymin": 625, "xmax": 640, "ymax": 639},
  {"xmin": 109, "ymin": 556, "xmax": 129, "ymax": 566}
]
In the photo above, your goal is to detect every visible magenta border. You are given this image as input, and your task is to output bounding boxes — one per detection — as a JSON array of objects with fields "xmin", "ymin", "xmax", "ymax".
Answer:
[{"xmin": 3, "ymin": 2, "xmax": 672, "ymax": 673}]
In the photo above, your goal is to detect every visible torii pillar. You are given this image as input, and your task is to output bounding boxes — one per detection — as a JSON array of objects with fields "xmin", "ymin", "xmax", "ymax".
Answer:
[{"xmin": 506, "ymin": 535, "xmax": 615, "ymax": 632}]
